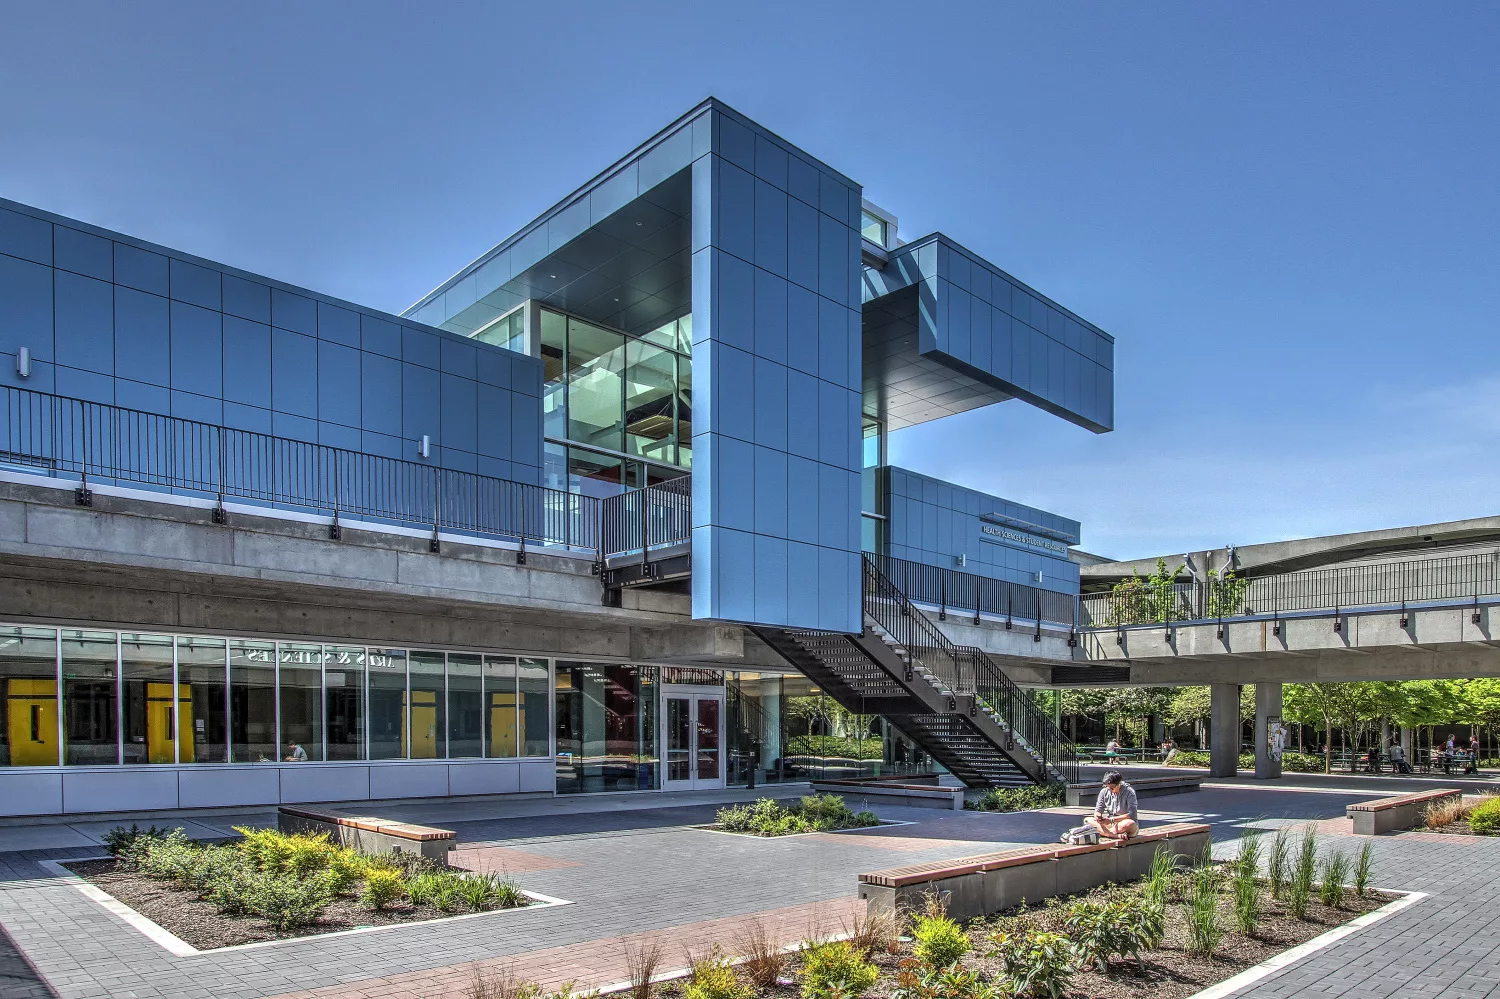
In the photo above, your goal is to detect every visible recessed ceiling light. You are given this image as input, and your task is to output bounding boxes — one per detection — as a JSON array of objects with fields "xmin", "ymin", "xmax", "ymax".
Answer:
[
  {"xmin": 635, "ymin": 221, "xmax": 644, "ymax": 226},
  {"xmin": 549, "ymin": 273, "xmax": 557, "ymax": 279}
]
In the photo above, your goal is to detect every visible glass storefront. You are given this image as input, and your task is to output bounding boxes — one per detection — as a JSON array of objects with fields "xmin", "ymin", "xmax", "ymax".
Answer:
[
  {"xmin": 554, "ymin": 662, "xmax": 658, "ymax": 793},
  {"xmin": 0, "ymin": 626, "xmax": 552, "ymax": 766}
]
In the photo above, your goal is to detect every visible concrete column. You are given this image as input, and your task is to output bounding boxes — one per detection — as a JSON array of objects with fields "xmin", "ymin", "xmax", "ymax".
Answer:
[
  {"xmin": 1401, "ymin": 726, "xmax": 1413, "ymax": 760},
  {"xmin": 1210, "ymin": 683, "xmax": 1240, "ymax": 777},
  {"xmin": 1254, "ymin": 682, "xmax": 1283, "ymax": 780}
]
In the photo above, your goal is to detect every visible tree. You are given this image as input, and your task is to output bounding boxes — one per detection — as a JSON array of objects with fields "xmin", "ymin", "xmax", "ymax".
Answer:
[{"xmin": 1105, "ymin": 559, "xmax": 1191, "ymax": 626}]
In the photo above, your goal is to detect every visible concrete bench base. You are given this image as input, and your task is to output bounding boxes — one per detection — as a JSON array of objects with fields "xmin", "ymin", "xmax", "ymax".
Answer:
[
  {"xmin": 858, "ymin": 822, "xmax": 1210, "ymax": 921},
  {"xmin": 1065, "ymin": 775, "xmax": 1204, "ymax": 807},
  {"xmin": 810, "ymin": 779, "xmax": 963, "ymax": 810},
  {"xmin": 278, "ymin": 806, "xmax": 456, "ymax": 864},
  {"xmin": 1346, "ymin": 788, "xmax": 1462, "ymax": 835}
]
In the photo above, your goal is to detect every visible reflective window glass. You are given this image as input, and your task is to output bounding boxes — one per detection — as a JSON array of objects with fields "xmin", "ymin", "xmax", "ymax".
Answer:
[
  {"xmin": 325, "ymin": 646, "xmax": 365, "ymax": 761},
  {"xmin": 229, "ymin": 640, "xmax": 276, "ymax": 762},
  {"xmin": 473, "ymin": 308, "xmax": 526, "ymax": 354},
  {"xmin": 675, "ymin": 354, "xmax": 692, "ymax": 460},
  {"xmin": 178, "ymin": 636, "xmax": 227, "ymax": 763},
  {"xmin": 409, "ymin": 651, "xmax": 446, "ymax": 759},
  {"xmin": 567, "ymin": 447, "xmax": 628, "ymax": 499},
  {"xmin": 624, "ymin": 341, "xmax": 676, "ymax": 463},
  {"xmin": 121, "ymin": 633, "xmax": 175, "ymax": 765},
  {"xmin": 447, "ymin": 653, "xmax": 483, "ymax": 758},
  {"xmin": 566, "ymin": 318, "xmax": 625, "ymax": 452},
  {"xmin": 676, "ymin": 314, "xmax": 692, "ymax": 355},
  {"xmin": 860, "ymin": 211, "xmax": 887, "ymax": 246},
  {"xmin": 64, "ymin": 630, "xmax": 119, "ymax": 765},
  {"xmin": 367, "ymin": 648, "xmax": 407, "ymax": 760},
  {"xmin": 518, "ymin": 658, "xmax": 550, "ymax": 758},
  {"xmin": 484, "ymin": 655, "xmax": 517, "ymax": 758},
  {"xmin": 541, "ymin": 309, "xmax": 567, "ymax": 438},
  {"xmin": 278, "ymin": 643, "xmax": 324, "ymax": 762},
  {"xmin": 0, "ymin": 628, "xmax": 58, "ymax": 766}
]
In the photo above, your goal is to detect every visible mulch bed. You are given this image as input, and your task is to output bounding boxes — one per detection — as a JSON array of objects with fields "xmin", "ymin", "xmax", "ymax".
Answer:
[
  {"xmin": 64, "ymin": 859, "xmax": 513, "ymax": 949},
  {"xmin": 1425, "ymin": 820, "xmax": 1489, "ymax": 836},
  {"xmin": 654, "ymin": 882, "xmax": 1396, "ymax": 999}
]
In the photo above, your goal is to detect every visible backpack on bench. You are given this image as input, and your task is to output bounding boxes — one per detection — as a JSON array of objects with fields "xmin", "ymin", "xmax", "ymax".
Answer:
[{"xmin": 1061, "ymin": 825, "xmax": 1100, "ymax": 846}]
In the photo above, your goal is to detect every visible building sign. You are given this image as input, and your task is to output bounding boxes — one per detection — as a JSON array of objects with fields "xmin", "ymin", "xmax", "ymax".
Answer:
[{"xmin": 979, "ymin": 523, "xmax": 1069, "ymax": 555}]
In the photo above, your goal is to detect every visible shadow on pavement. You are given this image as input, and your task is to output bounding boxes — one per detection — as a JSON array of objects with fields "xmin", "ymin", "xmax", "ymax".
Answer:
[{"xmin": 0, "ymin": 923, "xmax": 57, "ymax": 999}]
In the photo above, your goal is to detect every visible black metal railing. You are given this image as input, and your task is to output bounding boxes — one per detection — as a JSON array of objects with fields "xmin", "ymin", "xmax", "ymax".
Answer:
[
  {"xmin": 871, "ymin": 553, "xmax": 1076, "ymax": 627},
  {"xmin": 598, "ymin": 475, "xmax": 692, "ymax": 560},
  {"xmin": 862, "ymin": 554, "xmax": 1078, "ymax": 784},
  {"xmin": 1079, "ymin": 549, "xmax": 1500, "ymax": 629},
  {"xmin": 0, "ymin": 385, "xmax": 695, "ymax": 557}
]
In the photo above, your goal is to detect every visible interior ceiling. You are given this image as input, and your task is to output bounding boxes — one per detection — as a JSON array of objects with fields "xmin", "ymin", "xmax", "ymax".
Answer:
[
  {"xmin": 450, "ymin": 169, "xmax": 693, "ymax": 338},
  {"xmin": 862, "ymin": 284, "xmax": 1016, "ymax": 430}
]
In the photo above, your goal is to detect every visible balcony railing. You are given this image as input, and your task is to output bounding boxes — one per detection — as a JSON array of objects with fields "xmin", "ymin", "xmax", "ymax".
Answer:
[
  {"xmin": 0, "ymin": 385, "xmax": 688, "ymax": 559},
  {"xmin": 1079, "ymin": 549, "xmax": 1500, "ymax": 629}
]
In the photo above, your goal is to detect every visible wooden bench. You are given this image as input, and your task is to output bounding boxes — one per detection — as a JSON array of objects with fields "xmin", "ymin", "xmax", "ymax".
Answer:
[
  {"xmin": 1345, "ymin": 787, "xmax": 1462, "ymax": 835},
  {"xmin": 857, "ymin": 822, "xmax": 1210, "ymax": 920},
  {"xmin": 277, "ymin": 805, "xmax": 457, "ymax": 864},
  {"xmin": 809, "ymin": 777, "xmax": 964, "ymax": 811},
  {"xmin": 1065, "ymin": 774, "xmax": 1204, "ymax": 807}
]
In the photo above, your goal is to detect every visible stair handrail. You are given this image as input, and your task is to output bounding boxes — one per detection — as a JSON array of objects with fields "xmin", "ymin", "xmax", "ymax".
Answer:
[{"xmin": 863, "ymin": 554, "xmax": 1078, "ymax": 786}]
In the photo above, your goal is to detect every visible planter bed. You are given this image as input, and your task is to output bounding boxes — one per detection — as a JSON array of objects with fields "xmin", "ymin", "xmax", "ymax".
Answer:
[
  {"xmin": 707, "ymin": 792, "xmax": 885, "ymax": 837},
  {"xmin": 63, "ymin": 857, "xmax": 535, "ymax": 949}
]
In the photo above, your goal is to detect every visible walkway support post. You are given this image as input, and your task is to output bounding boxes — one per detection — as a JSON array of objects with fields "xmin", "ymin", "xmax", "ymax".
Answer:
[
  {"xmin": 1254, "ymin": 682, "xmax": 1283, "ymax": 780},
  {"xmin": 1210, "ymin": 683, "xmax": 1240, "ymax": 778}
]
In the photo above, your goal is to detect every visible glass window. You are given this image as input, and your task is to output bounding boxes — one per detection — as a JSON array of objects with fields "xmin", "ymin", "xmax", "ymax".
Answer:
[
  {"xmin": 446, "ymin": 653, "xmax": 483, "ymax": 758},
  {"xmin": 518, "ymin": 658, "xmax": 550, "ymax": 758},
  {"xmin": 567, "ymin": 447, "xmax": 628, "ymax": 499},
  {"xmin": 229, "ymin": 640, "xmax": 276, "ymax": 763},
  {"xmin": 860, "ymin": 211, "xmax": 887, "ymax": 246},
  {"xmin": 324, "ymin": 646, "xmax": 365, "ymax": 761},
  {"xmin": 676, "ymin": 354, "xmax": 692, "ymax": 466},
  {"xmin": 63, "ymin": 630, "xmax": 119, "ymax": 765},
  {"xmin": 367, "ymin": 648, "xmax": 407, "ymax": 760},
  {"xmin": 0, "ymin": 627, "xmax": 58, "ymax": 766},
  {"xmin": 676, "ymin": 314, "xmax": 692, "ymax": 355},
  {"xmin": 541, "ymin": 308, "xmax": 567, "ymax": 438},
  {"xmin": 566, "ymin": 318, "xmax": 626, "ymax": 452},
  {"xmin": 639, "ymin": 316, "xmax": 679, "ymax": 351},
  {"xmin": 473, "ymin": 308, "xmax": 525, "ymax": 354},
  {"xmin": 624, "ymin": 341, "xmax": 677, "ymax": 464},
  {"xmin": 484, "ymin": 655, "xmax": 517, "ymax": 758},
  {"xmin": 121, "ymin": 633, "xmax": 175, "ymax": 765},
  {"xmin": 862, "ymin": 513, "xmax": 881, "ymax": 554},
  {"xmin": 555, "ymin": 662, "xmax": 655, "ymax": 793},
  {"xmin": 409, "ymin": 651, "xmax": 446, "ymax": 759},
  {"xmin": 178, "ymin": 636, "xmax": 227, "ymax": 763},
  {"xmin": 278, "ymin": 643, "xmax": 324, "ymax": 762}
]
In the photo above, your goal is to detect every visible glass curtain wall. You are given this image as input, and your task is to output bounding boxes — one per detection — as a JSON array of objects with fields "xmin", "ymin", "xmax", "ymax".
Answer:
[
  {"xmin": 3, "ymin": 628, "xmax": 554, "ymax": 767},
  {"xmin": 539, "ymin": 307, "xmax": 692, "ymax": 500},
  {"xmin": 554, "ymin": 662, "xmax": 657, "ymax": 793}
]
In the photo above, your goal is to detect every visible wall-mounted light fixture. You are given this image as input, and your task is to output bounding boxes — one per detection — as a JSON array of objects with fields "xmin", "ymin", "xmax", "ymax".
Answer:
[
  {"xmin": 418, "ymin": 434, "xmax": 431, "ymax": 459},
  {"xmin": 16, "ymin": 347, "xmax": 31, "ymax": 378},
  {"xmin": 954, "ymin": 553, "xmax": 966, "ymax": 567}
]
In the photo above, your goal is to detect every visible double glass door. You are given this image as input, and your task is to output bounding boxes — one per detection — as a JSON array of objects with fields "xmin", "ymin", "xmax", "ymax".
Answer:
[{"xmin": 662, "ymin": 686, "xmax": 723, "ymax": 790}]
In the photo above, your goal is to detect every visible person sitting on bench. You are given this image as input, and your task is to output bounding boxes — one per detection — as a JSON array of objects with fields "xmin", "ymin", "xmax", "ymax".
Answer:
[{"xmin": 1086, "ymin": 771, "xmax": 1139, "ymax": 841}]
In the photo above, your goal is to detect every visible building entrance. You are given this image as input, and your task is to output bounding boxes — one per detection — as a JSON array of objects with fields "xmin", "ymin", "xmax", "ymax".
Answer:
[{"xmin": 662, "ymin": 685, "xmax": 723, "ymax": 791}]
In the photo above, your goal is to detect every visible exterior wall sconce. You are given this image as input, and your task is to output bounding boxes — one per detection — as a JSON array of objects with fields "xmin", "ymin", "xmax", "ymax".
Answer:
[
  {"xmin": 418, "ymin": 434, "xmax": 431, "ymax": 459},
  {"xmin": 954, "ymin": 553, "xmax": 966, "ymax": 567},
  {"xmin": 16, "ymin": 347, "xmax": 30, "ymax": 378}
]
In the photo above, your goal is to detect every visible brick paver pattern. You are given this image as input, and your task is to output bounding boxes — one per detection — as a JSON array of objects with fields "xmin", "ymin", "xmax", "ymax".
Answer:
[{"xmin": 0, "ymin": 781, "xmax": 1496, "ymax": 998}]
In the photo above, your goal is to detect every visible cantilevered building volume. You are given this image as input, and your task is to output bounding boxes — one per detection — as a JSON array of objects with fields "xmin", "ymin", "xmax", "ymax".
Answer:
[{"xmin": 0, "ymin": 98, "xmax": 1112, "ymax": 815}]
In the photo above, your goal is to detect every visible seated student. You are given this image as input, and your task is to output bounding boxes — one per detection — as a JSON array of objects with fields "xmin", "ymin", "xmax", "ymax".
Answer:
[
  {"xmin": 1388, "ymin": 739, "xmax": 1412, "ymax": 775},
  {"xmin": 1085, "ymin": 771, "xmax": 1139, "ymax": 841},
  {"xmin": 284, "ymin": 739, "xmax": 308, "ymax": 762}
]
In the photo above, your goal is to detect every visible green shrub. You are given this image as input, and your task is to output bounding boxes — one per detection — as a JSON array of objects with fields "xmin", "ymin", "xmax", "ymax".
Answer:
[
  {"xmin": 967, "ymin": 784, "xmax": 1065, "ymax": 813},
  {"xmin": 893, "ymin": 963, "xmax": 1003, "ymax": 999},
  {"xmin": 324, "ymin": 849, "xmax": 369, "ymax": 895},
  {"xmin": 798, "ymin": 940, "xmax": 879, "ymax": 999},
  {"xmin": 715, "ymin": 794, "xmax": 875, "ymax": 836},
  {"xmin": 1353, "ymin": 840, "xmax": 1375, "ymax": 897},
  {"xmin": 182, "ymin": 844, "xmax": 245, "ymax": 895},
  {"xmin": 1468, "ymin": 796, "xmax": 1500, "ymax": 835},
  {"xmin": 1288, "ymin": 828, "xmax": 1318, "ymax": 920},
  {"xmin": 989, "ymin": 930, "xmax": 1074, "ymax": 998},
  {"xmin": 434, "ymin": 878, "xmax": 467, "ymax": 913},
  {"xmin": 489, "ymin": 877, "xmax": 528, "ymax": 909},
  {"xmin": 911, "ymin": 912, "xmax": 970, "ymax": 968},
  {"xmin": 140, "ymin": 831, "xmax": 201, "ymax": 886},
  {"xmin": 1232, "ymin": 833, "xmax": 1263, "ymax": 935},
  {"xmin": 1142, "ymin": 846, "xmax": 1175, "ymax": 909},
  {"xmin": 1319, "ymin": 851, "xmax": 1350, "ymax": 909},
  {"xmin": 360, "ymin": 868, "xmax": 405, "ymax": 910},
  {"xmin": 102, "ymin": 823, "xmax": 170, "ymax": 858},
  {"xmin": 206, "ymin": 869, "xmax": 257, "ymax": 916},
  {"xmin": 1063, "ymin": 898, "xmax": 1159, "ymax": 969},
  {"xmin": 684, "ymin": 948, "xmax": 752, "ymax": 999},
  {"xmin": 1185, "ymin": 863, "xmax": 1223, "ymax": 957},
  {"xmin": 234, "ymin": 826, "xmax": 296, "ymax": 872},
  {"xmin": 1166, "ymin": 750, "xmax": 1325, "ymax": 772},
  {"xmin": 406, "ymin": 871, "xmax": 446, "ymax": 907},
  {"xmin": 247, "ymin": 870, "xmax": 333, "ymax": 931}
]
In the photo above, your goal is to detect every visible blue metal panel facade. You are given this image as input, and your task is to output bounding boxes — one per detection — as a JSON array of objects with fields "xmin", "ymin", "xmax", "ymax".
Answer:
[
  {"xmin": 883, "ymin": 466, "xmax": 1080, "ymax": 595},
  {"xmin": 864, "ymin": 234, "xmax": 1114, "ymax": 434},
  {"xmin": 0, "ymin": 199, "xmax": 543, "ymax": 485},
  {"xmin": 691, "ymin": 107, "xmax": 864, "ymax": 632}
]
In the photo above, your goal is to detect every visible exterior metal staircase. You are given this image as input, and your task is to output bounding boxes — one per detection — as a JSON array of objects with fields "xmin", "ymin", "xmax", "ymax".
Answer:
[{"xmin": 754, "ymin": 555, "xmax": 1079, "ymax": 789}]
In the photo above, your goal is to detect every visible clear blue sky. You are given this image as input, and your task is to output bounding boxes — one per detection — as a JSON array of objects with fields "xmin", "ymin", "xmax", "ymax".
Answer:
[{"xmin": 3, "ymin": 2, "xmax": 1496, "ymax": 559}]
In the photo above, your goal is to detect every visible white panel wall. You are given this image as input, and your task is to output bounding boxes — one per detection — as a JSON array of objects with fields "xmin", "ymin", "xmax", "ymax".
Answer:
[{"xmin": 0, "ymin": 760, "xmax": 556, "ymax": 816}]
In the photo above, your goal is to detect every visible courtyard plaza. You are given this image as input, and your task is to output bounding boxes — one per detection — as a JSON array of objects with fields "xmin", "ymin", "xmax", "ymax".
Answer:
[{"xmin": 1, "ymin": 770, "xmax": 1498, "ymax": 999}]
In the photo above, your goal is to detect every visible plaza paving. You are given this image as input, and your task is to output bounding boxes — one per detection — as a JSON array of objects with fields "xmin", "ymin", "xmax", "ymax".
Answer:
[{"xmin": 0, "ymin": 773, "xmax": 1497, "ymax": 999}]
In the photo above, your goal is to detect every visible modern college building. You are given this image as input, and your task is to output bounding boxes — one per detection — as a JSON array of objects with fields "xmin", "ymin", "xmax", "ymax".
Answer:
[{"xmin": 0, "ymin": 99, "xmax": 1113, "ymax": 815}]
